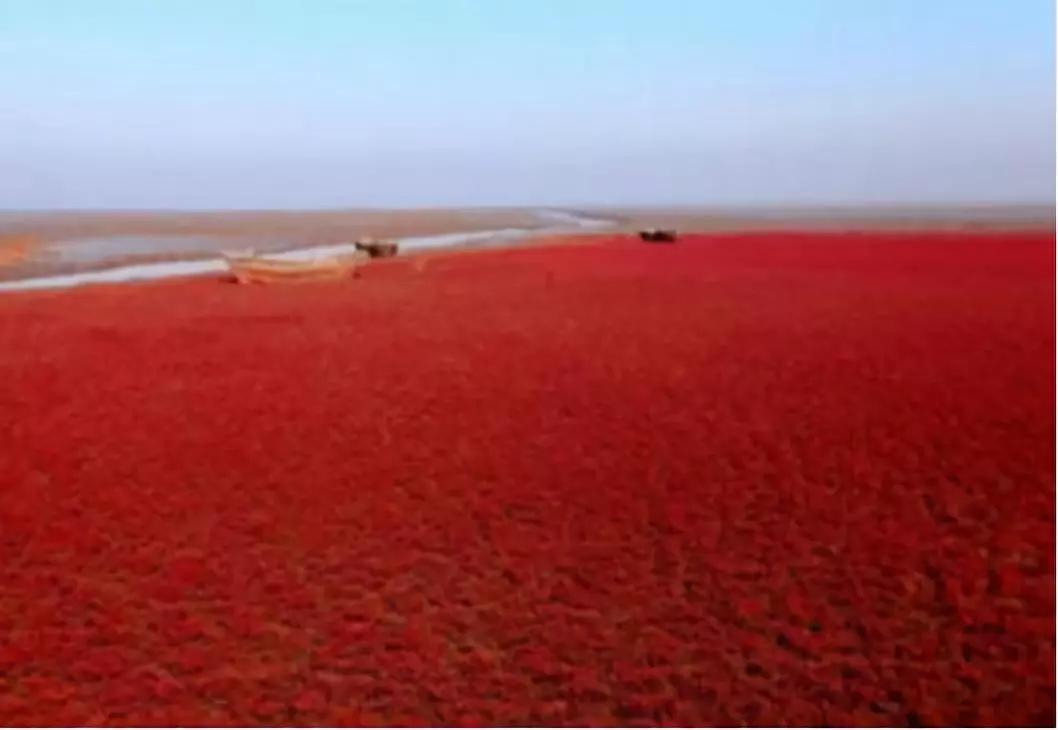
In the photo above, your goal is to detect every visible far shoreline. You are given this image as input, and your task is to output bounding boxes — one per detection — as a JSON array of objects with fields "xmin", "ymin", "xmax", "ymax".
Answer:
[
  {"xmin": 0, "ymin": 224, "xmax": 1053, "ymax": 296},
  {"xmin": 0, "ymin": 203, "xmax": 1052, "ymax": 292}
]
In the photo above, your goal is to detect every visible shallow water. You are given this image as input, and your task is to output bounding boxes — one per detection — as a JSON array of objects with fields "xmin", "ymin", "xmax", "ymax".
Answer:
[
  {"xmin": 534, "ymin": 209, "xmax": 613, "ymax": 228},
  {"xmin": 0, "ymin": 259, "xmax": 229, "ymax": 292},
  {"xmin": 0, "ymin": 209, "xmax": 615, "ymax": 292}
]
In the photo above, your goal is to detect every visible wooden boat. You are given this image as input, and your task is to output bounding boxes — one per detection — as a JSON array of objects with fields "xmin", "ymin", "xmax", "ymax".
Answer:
[
  {"xmin": 639, "ymin": 228, "xmax": 678, "ymax": 243},
  {"xmin": 354, "ymin": 237, "xmax": 400, "ymax": 258},
  {"xmin": 222, "ymin": 250, "xmax": 365, "ymax": 284}
]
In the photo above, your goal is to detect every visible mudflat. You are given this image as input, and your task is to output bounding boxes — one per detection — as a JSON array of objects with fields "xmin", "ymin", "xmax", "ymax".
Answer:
[
  {"xmin": 589, "ymin": 203, "xmax": 1056, "ymax": 232},
  {"xmin": 0, "ymin": 208, "xmax": 553, "ymax": 278}
]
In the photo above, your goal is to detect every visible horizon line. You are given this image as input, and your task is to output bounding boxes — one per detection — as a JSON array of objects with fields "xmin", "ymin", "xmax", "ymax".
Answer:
[{"xmin": 0, "ymin": 201, "xmax": 1054, "ymax": 215}]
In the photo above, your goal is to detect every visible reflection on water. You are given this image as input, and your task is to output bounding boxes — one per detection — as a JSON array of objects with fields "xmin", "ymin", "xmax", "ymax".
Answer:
[{"xmin": 402, "ymin": 228, "xmax": 533, "ymax": 251}]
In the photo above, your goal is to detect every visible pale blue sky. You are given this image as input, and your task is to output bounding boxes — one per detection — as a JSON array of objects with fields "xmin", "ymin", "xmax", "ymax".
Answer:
[{"xmin": 0, "ymin": 0, "xmax": 1053, "ymax": 208}]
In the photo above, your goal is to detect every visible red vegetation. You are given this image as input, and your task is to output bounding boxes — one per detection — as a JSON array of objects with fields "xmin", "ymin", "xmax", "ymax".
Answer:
[{"xmin": 0, "ymin": 231, "xmax": 1054, "ymax": 726}]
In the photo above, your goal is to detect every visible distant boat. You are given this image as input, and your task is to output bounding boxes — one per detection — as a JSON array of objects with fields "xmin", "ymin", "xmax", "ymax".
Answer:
[
  {"xmin": 354, "ymin": 237, "xmax": 400, "ymax": 258},
  {"xmin": 639, "ymin": 228, "xmax": 678, "ymax": 243},
  {"xmin": 222, "ymin": 250, "xmax": 365, "ymax": 284}
]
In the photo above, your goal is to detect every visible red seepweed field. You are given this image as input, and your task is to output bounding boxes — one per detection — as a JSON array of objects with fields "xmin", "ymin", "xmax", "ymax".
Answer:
[{"xmin": 0, "ymin": 231, "xmax": 1054, "ymax": 725}]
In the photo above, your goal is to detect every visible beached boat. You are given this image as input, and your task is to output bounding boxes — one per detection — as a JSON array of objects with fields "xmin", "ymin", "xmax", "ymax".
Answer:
[{"xmin": 222, "ymin": 251, "xmax": 365, "ymax": 284}]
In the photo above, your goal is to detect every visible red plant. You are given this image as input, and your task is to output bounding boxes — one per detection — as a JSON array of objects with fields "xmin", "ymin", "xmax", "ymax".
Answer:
[{"xmin": 0, "ymin": 231, "xmax": 1053, "ymax": 725}]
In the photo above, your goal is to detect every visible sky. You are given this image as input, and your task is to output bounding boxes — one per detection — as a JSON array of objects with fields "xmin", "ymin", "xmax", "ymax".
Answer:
[{"xmin": 0, "ymin": 0, "xmax": 1054, "ymax": 209}]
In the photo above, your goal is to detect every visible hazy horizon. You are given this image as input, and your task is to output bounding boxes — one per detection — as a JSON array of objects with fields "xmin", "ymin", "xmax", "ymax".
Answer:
[
  {"xmin": 0, "ymin": 202, "xmax": 1055, "ymax": 215},
  {"xmin": 1, "ymin": 0, "xmax": 1054, "ymax": 210}
]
